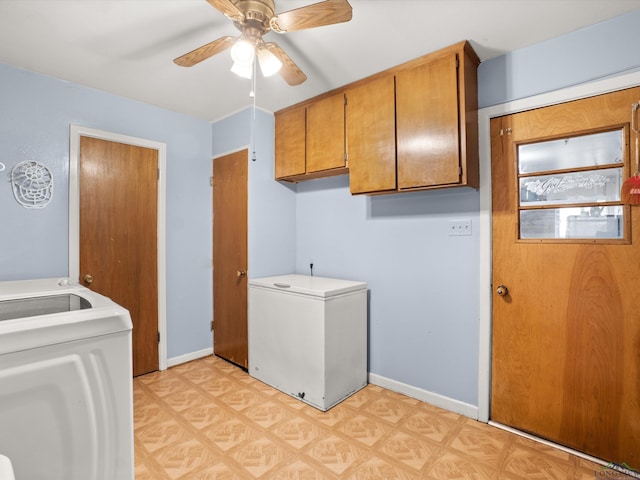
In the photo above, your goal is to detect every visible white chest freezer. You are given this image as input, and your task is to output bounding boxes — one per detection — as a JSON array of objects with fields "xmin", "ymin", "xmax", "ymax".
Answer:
[{"xmin": 248, "ymin": 274, "xmax": 367, "ymax": 411}]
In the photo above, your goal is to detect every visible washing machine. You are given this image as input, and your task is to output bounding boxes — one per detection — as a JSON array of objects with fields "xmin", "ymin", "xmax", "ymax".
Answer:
[{"xmin": 0, "ymin": 278, "xmax": 133, "ymax": 480}]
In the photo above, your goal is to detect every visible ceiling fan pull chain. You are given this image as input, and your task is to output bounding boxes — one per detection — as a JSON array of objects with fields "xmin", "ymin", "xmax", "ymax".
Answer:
[{"xmin": 250, "ymin": 60, "xmax": 257, "ymax": 162}]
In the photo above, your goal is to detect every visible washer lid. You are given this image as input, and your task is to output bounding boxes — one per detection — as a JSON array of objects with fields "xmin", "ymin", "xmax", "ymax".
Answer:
[
  {"xmin": 0, "ymin": 278, "xmax": 132, "ymax": 355},
  {"xmin": 0, "ymin": 294, "xmax": 91, "ymax": 321},
  {"xmin": 249, "ymin": 274, "xmax": 367, "ymax": 298}
]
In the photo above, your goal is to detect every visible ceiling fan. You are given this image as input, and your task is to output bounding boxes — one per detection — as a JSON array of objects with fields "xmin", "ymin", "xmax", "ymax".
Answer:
[{"xmin": 174, "ymin": 0, "xmax": 352, "ymax": 85}]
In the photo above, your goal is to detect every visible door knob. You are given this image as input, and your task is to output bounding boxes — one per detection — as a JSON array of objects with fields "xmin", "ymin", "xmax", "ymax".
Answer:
[
  {"xmin": 83, "ymin": 274, "xmax": 94, "ymax": 285},
  {"xmin": 496, "ymin": 285, "xmax": 509, "ymax": 296},
  {"xmin": 236, "ymin": 270, "xmax": 247, "ymax": 278}
]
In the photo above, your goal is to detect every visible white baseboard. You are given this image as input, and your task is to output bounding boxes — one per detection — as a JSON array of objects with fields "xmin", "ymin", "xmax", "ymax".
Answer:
[
  {"xmin": 368, "ymin": 373, "xmax": 479, "ymax": 420},
  {"xmin": 167, "ymin": 347, "xmax": 213, "ymax": 368}
]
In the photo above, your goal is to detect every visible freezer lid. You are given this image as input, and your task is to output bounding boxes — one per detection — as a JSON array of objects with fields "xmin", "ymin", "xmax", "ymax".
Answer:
[{"xmin": 248, "ymin": 274, "xmax": 366, "ymax": 298}]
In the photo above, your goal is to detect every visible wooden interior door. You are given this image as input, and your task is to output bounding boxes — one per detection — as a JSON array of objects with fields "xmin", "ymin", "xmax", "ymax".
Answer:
[
  {"xmin": 491, "ymin": 87, "xmax": 640, "ymax": 466},
  {"xmin": 79, "ymin": 136, "xmax": 159, "ymax": 377},
  {"xmin": 213, "ymin": 149, "xmax": 248, "ymax": 369}
]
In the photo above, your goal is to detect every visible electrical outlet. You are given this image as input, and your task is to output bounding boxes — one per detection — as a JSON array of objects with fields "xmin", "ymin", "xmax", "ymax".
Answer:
[{"xmin": 448, "ymin": 219, "xmax": 472, "ymax": 236}]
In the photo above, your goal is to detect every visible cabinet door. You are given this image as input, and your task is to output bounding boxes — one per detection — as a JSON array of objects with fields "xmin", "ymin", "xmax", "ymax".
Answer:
[
  {"xmin": 346, "ymin": 76, "xmax": 396, "ymax": 194},
  {"xmin": 275, "ymin": 106, "xmax": 305, "ymax": 179},
  {"xmin": 306, "ymin": 93, "xmax": 345, "ymax": 173},
  {"xmin": 396, "ymin": 54, "xmax": 460, "ymax": 189}
]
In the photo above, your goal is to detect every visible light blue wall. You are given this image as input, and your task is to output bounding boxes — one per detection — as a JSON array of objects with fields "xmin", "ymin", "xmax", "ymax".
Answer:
[
  {"xmin": 478, "ymin": 9, "xmax": 640, "ymax": 108},
  {"xmin": 212, "ymin": 108, "xmax": 296, "ymax": 278},
  {"xmin": 295, "ymin": 178, "xmax": 480, "ymax": 405},
  {"xmin": 212, "ymin": 110, "xmax": 481, "ymax": 406},
  {"xmin": 0, "ymin": 64, "xmax": 213, "ymax": 360}
]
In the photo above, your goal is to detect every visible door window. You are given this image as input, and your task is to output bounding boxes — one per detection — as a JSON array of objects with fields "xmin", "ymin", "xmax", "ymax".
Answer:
[{"xmin": 517, "ymin": 129, "xmax": 627, "ymax": 240}]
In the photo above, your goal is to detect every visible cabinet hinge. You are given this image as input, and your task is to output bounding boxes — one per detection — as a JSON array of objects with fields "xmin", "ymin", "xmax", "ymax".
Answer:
[
  {"xmin": 344, "ymin": 153, "xmax": 348, "ymax": 162},
  {"xmin": 344, "ymin": 96, "xmax": 347, "ymax": 106},
  {"xmin": 157, "ymin": 168, "xmax": 160, "ymax": 181},
  {"xmin": 210, "ymin": 176, "xmax": 215, "ymax": 187},
  {"xmin": 456, "ymin": 57, "xmax": 459, "ymax": 68},
  {"xmin": 459, "ymin": 166, "xmax": 463, "ymax": 177}
]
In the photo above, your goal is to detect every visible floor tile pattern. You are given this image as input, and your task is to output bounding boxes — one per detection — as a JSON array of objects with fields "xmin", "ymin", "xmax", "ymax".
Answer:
[{"xmin": 133, "ymin": 355, "xmax": 620, "ymax": 479}]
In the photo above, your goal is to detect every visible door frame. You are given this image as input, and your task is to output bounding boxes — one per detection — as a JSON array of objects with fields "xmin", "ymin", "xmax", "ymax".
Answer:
[
  {"xmin": 477, "ymin": 70, "xmax": 640, "ymax": 423},
  {"xmin": 68, "ymin": 125, "xmax": 168, "ymax": 371}
]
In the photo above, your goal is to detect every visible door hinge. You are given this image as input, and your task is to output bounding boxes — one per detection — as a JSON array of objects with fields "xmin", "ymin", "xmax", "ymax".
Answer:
[
  {"xmin": 210, "ymin": 320, "xmax": 214, "ymax": 331},
  {"xmin": 157, "ymin": 331, "xmax": 160, "ymax": 343},
  {"xmin": 157, "ymin": 168, "xmax": 160, "ymax": 181},
  {"xmin": 210, "ymin": 176, "xmax": 215, "ymax": 187}
]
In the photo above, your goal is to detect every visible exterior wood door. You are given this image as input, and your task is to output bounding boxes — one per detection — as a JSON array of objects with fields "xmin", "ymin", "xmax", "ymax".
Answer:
[
  {"xmin": 491, "ymin": 86, "xmax": 640, "ymax": 466},
  {"xmin": 79, "ymin": 136, "xmax": 159, "ymax": 377},
  {"xmin": 213, "ymin": 149, "xmax": 248, "ymax": 369}
]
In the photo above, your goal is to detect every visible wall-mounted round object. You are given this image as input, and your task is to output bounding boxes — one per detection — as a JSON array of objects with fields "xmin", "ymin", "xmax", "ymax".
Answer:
[{"xmin": 11, "ymin": 160, "xmax": 53, "ymax": 209}]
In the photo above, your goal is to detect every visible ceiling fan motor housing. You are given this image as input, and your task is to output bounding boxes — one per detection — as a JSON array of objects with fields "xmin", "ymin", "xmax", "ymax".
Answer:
[{"xmin": 233, "ymin": 0, "xmax": 275, "ymax": 34}]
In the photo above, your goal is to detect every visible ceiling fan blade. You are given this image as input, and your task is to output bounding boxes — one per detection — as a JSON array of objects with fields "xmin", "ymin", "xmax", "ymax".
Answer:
[
  {"xmin": 205, "ymin": 0, "xmax": 244, "ymax": 22},
  {"xmin": 174, "ymin": 36, "xmax": 236, "ymax": 67},
  {"xmin": 270, "ymin": 0, "xmax": 352, "ymax": 33},
  {"xmin": 264, "ymin": 43, "xmax": 307, "ymax": 85}
]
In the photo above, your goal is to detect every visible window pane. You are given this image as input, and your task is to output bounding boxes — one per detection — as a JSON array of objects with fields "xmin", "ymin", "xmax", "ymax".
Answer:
[
  {"xmin": 518, "ymin": 130, "xmax": 623, "ymax": 174},
  {"xmin": 520, "ymin": 206, "xmax": 623, "ymax": 239},
  {"xmin": 519, "ymin": 167, "xmax": 622, "ymax": 206}
]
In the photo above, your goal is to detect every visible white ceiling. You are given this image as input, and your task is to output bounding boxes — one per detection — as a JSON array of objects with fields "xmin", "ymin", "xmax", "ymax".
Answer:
[{"xmin": 1, "ymin": 0, "xmax": 639, "ymax": 122}]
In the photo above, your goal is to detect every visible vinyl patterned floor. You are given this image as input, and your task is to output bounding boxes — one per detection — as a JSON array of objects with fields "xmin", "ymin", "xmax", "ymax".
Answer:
[{"xmin": 133, "ymin": 355, "xmax": 616, "ymax": 479}]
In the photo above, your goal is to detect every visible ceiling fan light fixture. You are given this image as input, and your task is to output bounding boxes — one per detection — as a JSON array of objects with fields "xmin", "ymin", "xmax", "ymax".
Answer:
[
  {"xmin": 231, "ymin": 61, "xmax": 253, "ymax": 79},
  {"xmin": 230, "ymin": 37, "xmax": 255, "ymax": 66},
  {"xmin": 174, "ymin": 0, "xmax": 354, "ymax": 86},
  {"xmin": 257, "ymin": 47, "xmax": 282, "ymax": 77}
]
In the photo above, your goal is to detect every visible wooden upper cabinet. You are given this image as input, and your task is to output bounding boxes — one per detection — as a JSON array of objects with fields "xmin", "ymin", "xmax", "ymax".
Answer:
[
  {"xmin": 275, "ymin": 106, "xmax": 305, "ymax": 179},
  {"xmin": 396, "ymin": 54, "xmax": 461, "ymax": 189},
  {"xmin": 346, "ymin": 76, "xmax": 397, "ymax": 194},
  {"xmin": 380, "ymin": 42, "xmax": 478, "ymax": 193},
  {"xmin": 274, "ymin": 40, "xmax": 479, "ymax": 191},
  {"xmin": 306, "ymin": 93, "xmax": 345, "ymax": 173}
]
